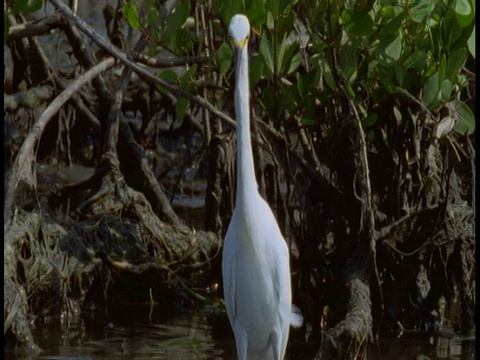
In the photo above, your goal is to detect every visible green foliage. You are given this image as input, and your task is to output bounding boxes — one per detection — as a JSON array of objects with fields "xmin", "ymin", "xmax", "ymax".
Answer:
[
  {"xmin": 155, "ymin": 64, "xmax": 197, "ymax": 123},
  {"xmin": 5, "ymin": 0, "xmax": 44, "ymax": 42},
  {"xmin": 4, "ymin": 12, "xmax": 10, "ymax": 45},
  {"xmin": 111, "ymin": 0, "xmax": 476, "ymax": 136},
  {"xmin": 176, "ymin": 64, "xmax": 197, "ymax": 122},
  {"xmin": 452, "ymin": 100, "xmax": 475, "ymax": 135},
  {"xmin": 7, "ymin": 0, "xmax": 474, "ymax": 136},
  {"xmin": 12, "ymin": 0, "xmax": 43, "ymax": 14},
  {"xmin": 249, "ymin": 54, "xmax": 264, "ymax": 87},
  {"xmin": 156, "ymin": 70, "xmax": 179, "ymax": 94},
  {"xmin": 124, "ymin": 2, "xmax": 142, "ymax": 31},
  {"xmin": 466, "ymin": 26, "xmax": 475, "ymax": 58},
  {"xmin": 163, "ymin": 0, "xmax": 191, "ymax": 53},
  {"xmin": 212, "ymin": 0, "xmax": 244, "ymax": 25},
  {"xmin": 217, "ymin": 43, "xmax": 233, "ymax": 76}
]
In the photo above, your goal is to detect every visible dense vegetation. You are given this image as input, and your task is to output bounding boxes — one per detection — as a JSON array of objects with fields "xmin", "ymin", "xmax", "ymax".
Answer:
[{"xmin": 4, "ymin": 0, "xmax": 475, "ymax": 358}]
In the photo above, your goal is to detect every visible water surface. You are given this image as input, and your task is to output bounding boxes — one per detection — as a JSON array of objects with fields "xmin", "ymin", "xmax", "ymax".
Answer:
[{"xmin": 8, "ymin": 304, "xmax": 472, "ymax": 359}]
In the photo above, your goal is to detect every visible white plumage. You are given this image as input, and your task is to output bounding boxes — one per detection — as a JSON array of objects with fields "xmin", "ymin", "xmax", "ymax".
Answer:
[{"xmin": 222, "ymin": 14, "xmax": 303, "ymax": 360}]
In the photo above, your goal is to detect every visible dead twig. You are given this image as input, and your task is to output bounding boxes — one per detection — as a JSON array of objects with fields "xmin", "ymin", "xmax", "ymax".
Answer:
[
  {"xmin": 47, "ymin": 0, "xmax": 237, "ymax": 129},
  {"xmin": 48, "ymin": 0, "xmax": 339, "ymax": 211},
  {"xmin": 7, "ymin": 12, "xmax": 68, "ymax": 42},
  {"xmin": 132, "ymin": 52, "xmax": 209, "ymax": 68}
]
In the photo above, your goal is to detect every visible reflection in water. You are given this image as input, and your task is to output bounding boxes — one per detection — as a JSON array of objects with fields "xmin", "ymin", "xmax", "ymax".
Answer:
[
  {"xmin": 8, "ymin": 304, "xmax": 474, "ymax": 359},
  {"xmin": 31, "ymin": 304, "xmax": 237, "ymax": 359},
  {"xmin": 369, "ymin": 331, "xmax": 475, "ymax": 360}
]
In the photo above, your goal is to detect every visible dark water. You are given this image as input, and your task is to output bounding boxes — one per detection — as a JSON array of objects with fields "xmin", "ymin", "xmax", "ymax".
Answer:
[
  {"xmin": 370, "ymin": 332, "xmax": 475, "ymax": 360},
  {"xmin": 24, "ymin": 304, "xmax": 314, "ymax": 359},
  {"xmin": 6, "ymin": 304, "xmax": 474, "ymax": 359}
]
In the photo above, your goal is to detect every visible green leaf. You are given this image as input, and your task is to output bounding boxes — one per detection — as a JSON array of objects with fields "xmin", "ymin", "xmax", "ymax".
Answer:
[
  {"xmin": 445, "ymin": 48, "xmax": 467, "ymax": 81},
  {"xmin": 276, "ymin": 34, "xmax": 288, "ymax": 76},
  {"xmin": 124, "ymin": 3, "xmax": 142, "ymax": 30},
  {"xmin": 428, "ymin": 26, "xmax": 441, "ymax": 61},
  {"xmin": 440, "ymin": 79, "xmax": 453, "ymax": 101},
  {"xmin": 409, "ymin": 0, "xmax": 435, "ymax": 23},
  {"xmin": 404, "ymin": 51, "xmax": 427, "ymax": 71},
  {"xmin": 339, "ymin": 46, "xmax": 358, "ymax": 84},
  {"xmin": 13, "ymin": 0, "xmax": 28, "ymax": 14},
  {"xmin": 217, "ymin": 43, "xmax": 233, "ymax": 76},
  {"xmin": 175, "ymin": 96, "xmax": 189, "ymax": 123},
  {"xmin": 277, "ymin": 35, "xmax": 301, "ymax": 76},
  {"xmin": 341, "ymin": 9, "xmax": 374, "ymax": 37},
  {"xmin": 4, "ymin": 12, "xmax": 9, "ymax": 44},
  {"xmin": 422, "ymin": 71, "xmax": 439, "ymax": 107},
  {"xmin": 286, "ymin": 52, "xmax": 301, "ymax": 75},
  {"xmin": 395, "ymin": 62, "xmax": 405, "ymax": 86},
  {"xmin": 318, "ymin": 58, "xmax": 337, "ymax": 90},
  {"xmin": 450, "ymin": 21, "xmax": 475, "ymax": 50},
  {"xmin": 245, "ymin": 0, "xmax": 265, "ymax": 29},
  {"xmin": 380, "ymin": 5, "xmax": 395, "ymax": 18},
  {"xmin": 147, "ymin": 6, "xmax": 160, "ymax": 27},
  {"xmin": 344, "ymin": 82, "xmax": 356, "ymax": 99},
  {"xmin": 467, "ymin": 26, "xmax": 475, "ymax": 58},
  {"xmin": 456, "ymin": 11, "xmax": 475, "ymax": 28},
  {"xmin": 452, "ymin": 100, "xmax": 475, "ymax": 134},
  {"xmin": 364, "ymin": 113, "xmax": 378, "ymax": 127},
  {"xmin": 14, "ymin": 0, "xmax": 43, "ymax": 14},
  {"xmin": 367, "ymin": 130, "xmax": 375, "ymax": 142},
  {"xmin": 164, "ymin": 0, "xmax": 190, "ymax": 43},
  {"xmin": 374, "ymin": 32, "xmax": 403, "ymax": 66},
  {"xmin": 302, "ymin": 118, "xmax": 318, "ymax": 126},
  {"xmin": 260, "ymin": 28, "xmax": 274, "ymax": 76},
  {"xmin": 385, "ymin": 33, "xmax": 403, "ymax": 62},
  {"xmin": 451, "ymin": 0, "xmax": 472, "ymax": 16},
  {"xmin": 304, "ymin": 93, "xmax": 317, "ymax": 121},
  {"xmin": 160, "ymin": 69, "xmax": 179, "ymax": 83},
  {"xmin": 279, "ymin": 0, "xmax": 297, "ymax": 14},
  {"xmin": 378, "ymin": 67, "xmax": 398, "ymax": 93},
  {"xmin": 265, "ymin": 0, "xmax": 280, "ymax": 17},
  {"xmin": 266, "ymin": 11, "xmax": 275, "ymax": 31},
  {"xmin": 259, "ymin": 86, "xmax": 276, "ymax": 120},
  {"xmin": 360, "ymin": 79, "xmax": 374, "ymax": 95},
  {"xmin": 279, "ymin": 86, "xmax": 299, "ymax": 114},
  {"xmin": 156, "ymin": 69, "xmax": 179, "ymax": 94},
  {"xmin": 438, "ymin": 53, "xmax": 446, "ymax": 90},
  {"xmin": 212, "ymin": 0, "xmax": 243, "ymax": 25},
  {"xmin": 172, "ymin": 28, "xmax": 192, "ymax": 54},
  {"xmin": 249, "ymin": 54, "xmax": 264, "ymax": 87},
  {"xmin": 276, "ymin": 12, "xmax": 295, "ymax": 39},
  {"xmin": 450, "ymin": 0, "xmax": 474, "ymax": 27},
  {"xmin": 27, "ymin": 0, "xmax": 43, "ymax": 12},
  {"xmin": 180, "ymin": 64, "xmax": 197, "ymax": 87},
  {"xmin": 311, "ymin": 32, "xmax": 327, "ymax": 54},
  {"xmin": 380, "ymin": 6, "xmax": 407, "ymax": 35}
]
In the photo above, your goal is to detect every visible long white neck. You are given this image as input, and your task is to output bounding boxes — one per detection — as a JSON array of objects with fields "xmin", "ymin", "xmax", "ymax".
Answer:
[{"xmin": 234, "ymin": 45, "xmax": 257, "ymax": 206}]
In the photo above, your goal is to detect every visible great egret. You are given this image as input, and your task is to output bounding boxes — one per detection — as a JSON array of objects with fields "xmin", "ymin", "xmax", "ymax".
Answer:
[{"xmin": 222, "ymin": 14, "xmax": 303, "ymax": 360}]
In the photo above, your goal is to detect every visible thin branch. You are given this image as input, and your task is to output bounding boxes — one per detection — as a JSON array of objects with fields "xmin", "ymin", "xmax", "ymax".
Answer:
[
  {"xmin": 4, "ymin": 58, "xmax": 116, "ymax": 230},
  {"xmin": 7, "ymin": 12, "xmax": 68, "ymax": 42},
  {"xmin": 47, "ymin": 0, "xmax": 338, "ymax": 203},
  {"xmin": 47, "ymin": 0, "xmax": 237, "ymax": 128},
  {"xmin": 132, "ymin": 52, "xmax": 209, "ymax": 68}
]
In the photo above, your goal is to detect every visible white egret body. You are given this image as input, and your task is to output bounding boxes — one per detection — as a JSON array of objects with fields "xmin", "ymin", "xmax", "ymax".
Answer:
[{"xmin": 222, "ymin": 14, "xmax": 303, "ymax": 360}]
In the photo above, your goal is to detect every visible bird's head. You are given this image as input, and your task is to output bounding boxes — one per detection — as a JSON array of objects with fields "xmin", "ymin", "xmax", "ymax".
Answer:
[{"xmin": 228, "ymin": 14, "xmax": 250, "ymax": 50}]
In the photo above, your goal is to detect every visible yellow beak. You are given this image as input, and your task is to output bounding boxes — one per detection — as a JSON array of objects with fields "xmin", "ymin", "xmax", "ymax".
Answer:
[{"xmin": 233, "ymin": 37, "xmax": 248, "ymax": 49}]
